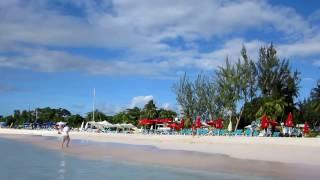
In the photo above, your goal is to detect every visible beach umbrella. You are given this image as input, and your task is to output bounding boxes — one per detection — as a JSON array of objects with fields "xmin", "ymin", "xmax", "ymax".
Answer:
[
  {"xmin": 244, "ymin": 125, "xmax": 252, "ymax": 129},
  {"xmin": 206, "ymin": 120, "xmax": 215, "ymax": 127},
  {"xmin": 180, "ymin": 119, "xmax": 185, "ymax": 129},
  {"xmin": 268, "ymin": 119, "xmax": 279, "ymax": 127},
  {"xmin": 260, "ymin": 115, "xmax": 269, "ymax": 129},
  {"xmin": 285, "ymin": 112, "xmax": 294, "ymax": 127},
  {"xmin": 303, "ymin": 122, "xmax": 310, "ymax": 134},
  {"xmin": 84, "ymin": 122, "xmax": 89, "ymax": 129},
  {"xmin": 215, "ymin": 118, "xmax": 224, "ymax": 129},
  {"xmin": 227, "ymin": 119, "xmax": 232, "ymax": 132},
  {"xmin": 196, "ymin": 116, "xmax": 201, "ymax": 128},
  {"xmin": 56, "ymin": 121, "xmax": 66, "ymax": 126},
  {"xmin": 79, "ymin": 121, "xmax": 84, "ymax": 131}
]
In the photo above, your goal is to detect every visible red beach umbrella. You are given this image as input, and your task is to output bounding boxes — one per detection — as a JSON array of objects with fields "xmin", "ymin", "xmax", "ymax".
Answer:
[
  {"xmin": 168, "ymin": 123, "xmax": 181, "ymax": 131},
  {"xmin": 260, "ymin": 114, "xmax": 269, "ymax": 129},
  {"xmin": 179, "ymin": 119, "xmax": 185, "ymax": 129},
  {"xmin": 303, "ymin": 122, "xmax": 310, "ymax": 134},
  {"xmin": 285, "ymin": 112, "xmax": 294, "ymax": 127},
  {"xmin": 206, "ymin": 120, "xmax": 215, "ymax": 127},
  {"xmin": 215, "ymin": 118, "xmax": 224, "ymax": 129},
  {"xmin": 196, "ymin": 117, "xmax": 201, "ymax": 128},
  {"xmin": 268, "ymin": 119, "xmax": 279, "ymax": 127}
]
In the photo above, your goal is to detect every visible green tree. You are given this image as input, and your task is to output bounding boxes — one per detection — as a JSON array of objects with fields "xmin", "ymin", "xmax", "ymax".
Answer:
[
  {"xmin": 310, "ymin": 80, "xmax": 320, "ymax": 113},
  {"xmin": 86, "ymin": 110, "xmax": 109, "ymax": 122},
  {"xmin": 140, "ymin": 100, "xmax": 158, "ymax": 119},
  {"xmin": 216, "ymin": 56, "xmax": 250, "ymax": 130},
  {"xmin": 112, "ymin": 111, "xmax": 130, "ymax": 124},
  {"xmin": 257, "ymin": 44, "xmax": 300, "ymax": 114},
  {"xmin": 67, "ymin": 114, "xmax": 84, "ymax": 127},
  {"xmin": 256, "ymin": 97, "xmax": 287, "ymax": 121},
  {"xmin": 173, "ymin": 73, "xmax": 196, "ymax": 126},
  {"xmin": 158, "ymin": 108, "xmax": 177, "ymax": 119},
  {"xmin": 126, "ymin": 107, "xmax": 141, "ymax": 125}
]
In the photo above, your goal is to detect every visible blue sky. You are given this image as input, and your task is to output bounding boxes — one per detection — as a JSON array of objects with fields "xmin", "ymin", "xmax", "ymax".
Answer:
[{"xmin": 0, "ymin": 0, "xmax": 319, "ymax": 116}]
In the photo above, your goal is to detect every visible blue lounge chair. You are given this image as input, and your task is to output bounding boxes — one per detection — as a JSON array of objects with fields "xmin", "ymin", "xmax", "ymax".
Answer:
[
  {"xmin": 272, "ymin": 132, "xmax": 280, "ymax": 137},
  {"xmin": 253, "ymin": 131, "xmax": 260, "ymax": 136},
  {"xmin": 219, "ymin": 129, "xmax": 226, "ymax": 136},
  {"xmin": 234, "ymin": 129, "xmax": 243, "ymax": 136},
  {"xmin": 245, "ymin": 129, "xmax": 251, "ymax": 136}
]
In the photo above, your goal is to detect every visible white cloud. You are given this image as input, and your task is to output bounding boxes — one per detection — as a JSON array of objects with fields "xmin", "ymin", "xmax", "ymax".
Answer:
[
  {"xmin": 162, "ymin": 103, "xmax": 171, "ymax": 110},
  {"xmin": 312, "ymin": 60, "xmax": 320, "ymax": 67},
  {"xmin": 0, "ymin": 0, "xmax": 318, "ymax": 77},
  {"xmin": 96, "ymin": 103, "xmax": 125, "ymax": 115},
  {"xmin": 129, "ymin": 95, "xmax": 153, "ymax": 108},
  {"xmin": 302, "ymin": 77, "xmax": 315, "ymax": 82}
]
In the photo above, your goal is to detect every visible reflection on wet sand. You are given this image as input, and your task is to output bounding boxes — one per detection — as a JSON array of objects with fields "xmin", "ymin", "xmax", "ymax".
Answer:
[{"xmin": 2, "ymin": 134, "xmax": 319, "ymax": 180}]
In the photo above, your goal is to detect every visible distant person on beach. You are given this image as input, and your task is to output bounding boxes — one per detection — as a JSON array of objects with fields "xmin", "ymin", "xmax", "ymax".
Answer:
[{"xmin": 61, "ymin": 124, "xmax": 70, "ymax": 148}]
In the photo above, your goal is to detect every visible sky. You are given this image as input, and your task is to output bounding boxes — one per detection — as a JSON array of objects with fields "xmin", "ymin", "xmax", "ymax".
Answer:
[{"xmin": 0, "ymin": 0, "xmax": 319, "ymax": 116}]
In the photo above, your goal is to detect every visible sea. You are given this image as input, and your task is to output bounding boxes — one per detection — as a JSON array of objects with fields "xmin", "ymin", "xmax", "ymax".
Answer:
[{"xmin": 0, "ymin": 137, "xmax": 274, "ymax": 180}]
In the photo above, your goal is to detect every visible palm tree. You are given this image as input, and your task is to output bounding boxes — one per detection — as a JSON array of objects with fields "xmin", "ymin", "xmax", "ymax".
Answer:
[
  {"xmin": 311, "ymin": 80, "xmax": 320, "ymax": 113},
  {"xmin": 141, "ymin": 100, "xmax": 158, "ymax": 119}
]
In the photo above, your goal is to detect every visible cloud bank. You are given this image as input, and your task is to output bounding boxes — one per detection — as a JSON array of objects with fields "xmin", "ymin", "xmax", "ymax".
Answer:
[{"xmin": 0, "ymin": 0, "xmax": 320, "ymax": 77}]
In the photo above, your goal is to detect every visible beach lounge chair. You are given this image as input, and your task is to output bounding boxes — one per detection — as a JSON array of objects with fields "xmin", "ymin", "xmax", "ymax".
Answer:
[
  {"xmin": 245, "ymin": 129, "xmax": 251, "ymax": 136},
  {"xmin": 272, "ymin": 132, "xmax": 280, "ymax": 137},
  {"xmin": 235, "ymin": 129, "xmax": 243, "ymax": 136},
  {"xmin": 213, "ymin": 129, "xmax": 219, "ymax": 136},
  {"xmin": 219, "ymin": 129, "xmax": 226, "ymax": 136},
  {"xmin": 253, "ymin": 131, "xmax": 260, "ymax": 136},
  {"xmin": 200, "ymin": 129, "xmax": 209, "ymax": 136}
]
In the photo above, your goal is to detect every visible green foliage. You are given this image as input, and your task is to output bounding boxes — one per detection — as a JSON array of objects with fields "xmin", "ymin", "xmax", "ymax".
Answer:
[
  {"xmin": 112, "ymin": 111, "xmax": 130, "ymax": 124},
  {"xmin": 257, "ymin": 44, "xmax": 300, "ymax": 113},
  {"xmin": 158, "ymin": 108, "xmax": 177, "ymax": 119},
  {"xmin": 67, "ymin": 114, "xmax": 84, "ymax": 127},
  {"xmin": 140, "ymin": 100, "xmax": 158, "ymax": 119},
  {"xmin": 126, "ymin": 107, "xmax": 141, "ymax": 126},
  {"xmin": 310, "ymin": 80, "xmax": 320, "ymax": 113},
  {"xmin": 86, "ymin": 110, "xmax": 111, "ymax": 122},
  {"xmin": 173, "ymin": 44, "xmax": 306, "ymax": 128},
  {"xmin": 256, "ymin": 97, "xmax": 287, "ymax": 120},
  {"xmin": 296, "ymin": 81, "xmax": 320, "ymax": 129},
  {"xmin": 306, "ymin": 131, "xmax": 319, "ymax": 138},
  {"xmin": 173, "ymin": 73, "xmax": 196, "ymax": 119},
  {"xmin": 241, "ymin": 97, "xmax": 265, "ymax": 127}
]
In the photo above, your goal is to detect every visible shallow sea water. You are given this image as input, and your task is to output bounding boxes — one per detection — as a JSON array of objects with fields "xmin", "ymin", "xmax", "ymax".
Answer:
[{"xmin": 0, "ymin": 138, "xmax": 275, "ymax": 180}]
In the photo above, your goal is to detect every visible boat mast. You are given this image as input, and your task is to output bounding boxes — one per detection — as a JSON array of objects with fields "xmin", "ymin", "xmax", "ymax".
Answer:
[{"xmin": 92, "ymin": 88, "xmax": 95, "ymax": 122}]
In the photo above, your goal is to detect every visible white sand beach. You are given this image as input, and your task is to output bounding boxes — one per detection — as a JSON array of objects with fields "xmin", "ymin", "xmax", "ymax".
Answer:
[{"xmin": 1, "ymin": 128, "xmax": 319, "ymax": 166}]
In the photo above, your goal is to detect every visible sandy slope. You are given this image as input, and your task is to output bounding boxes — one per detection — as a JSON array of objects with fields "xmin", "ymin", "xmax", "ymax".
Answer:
[{"xmin": 1, "ymin": 128, "xmax": 320, "ymax": 166}]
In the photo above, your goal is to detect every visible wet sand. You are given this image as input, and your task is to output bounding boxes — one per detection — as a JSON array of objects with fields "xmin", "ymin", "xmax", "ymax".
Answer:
[{"xmin": 1, "ymin": 133, "xmax": 319, "ymax": 179}]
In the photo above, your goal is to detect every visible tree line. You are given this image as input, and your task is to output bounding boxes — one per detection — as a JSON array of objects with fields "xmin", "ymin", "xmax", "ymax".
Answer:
[
  {"xmin": 0, "ymin": 100, "xmax": 176, "ymax": 128},
  {"xmin": 173, "ymin": 44, "xmax": 320, "ymax": 129}
]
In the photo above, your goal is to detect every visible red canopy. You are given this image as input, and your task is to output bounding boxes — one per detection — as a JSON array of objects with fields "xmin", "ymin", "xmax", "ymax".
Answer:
[
  {"xmin": 261, "ymin": 114, "xmax": 269, "ymax": 129},
  {"xmin": 268, "ymin": 119, "xmax": 279, "ymax": 127},
  {"xmin": 195, "ymin": 117, "xmax": 201, "ymax": 128},
  {"xmin": 215, "ymin": 118, "xmax": 224, "ymax": 129},
  {"xmin": 303, "ymin": 122, "xmax": 310, "ymax": 134},
  {"xmin": 139, "ymin": 119, "xmax": 153, "ymax": 125},
  {"xmin": 206, "ymin": 120, "xmax": 215, "ymax": 127},
  {"xmin": 167, "ymin": 122, "xmax": 182, "ymax": 131},
  {"xmin": 285, "ymin": 112, "xmax": 294, "ymax": 127},
  {"xmin": 157, "ymin": 118, "xmax": 173, "ymax": 124}
]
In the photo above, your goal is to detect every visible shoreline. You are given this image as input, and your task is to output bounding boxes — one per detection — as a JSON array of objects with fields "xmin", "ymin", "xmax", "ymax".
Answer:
[
  {"xmin": 1, "ymin": 129, "xmax": 320, "ymax": 179},
  {"xmin": 0, "ymin": 128, "xmax": 319, "ymax": 165}
]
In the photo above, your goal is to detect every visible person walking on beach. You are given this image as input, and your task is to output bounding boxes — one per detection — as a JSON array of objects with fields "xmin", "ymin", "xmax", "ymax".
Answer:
[{"xmin": 61, "ymin": 123, "xmax": 70, "ymax": 148}]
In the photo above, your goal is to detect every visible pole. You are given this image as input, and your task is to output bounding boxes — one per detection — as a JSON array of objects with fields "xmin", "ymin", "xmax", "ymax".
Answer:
[{"xmin": 92, "ymin": 88, "xmax": 95, "ymax": 122}]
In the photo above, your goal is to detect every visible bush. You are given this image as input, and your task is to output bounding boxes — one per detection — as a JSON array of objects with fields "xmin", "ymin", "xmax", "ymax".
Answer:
[{"xmin": 306, "ymin": 131, "xmax": 319, "ymax": 138}]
